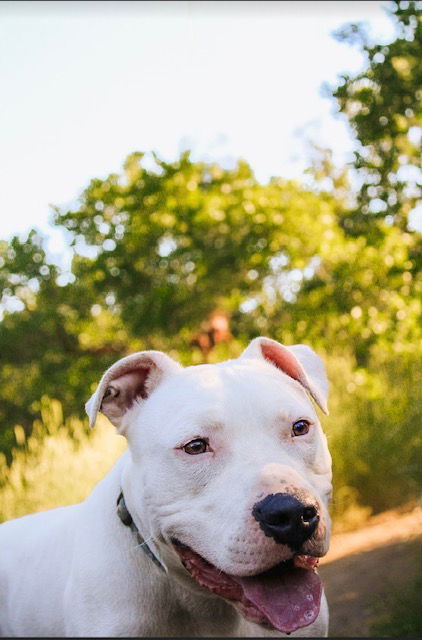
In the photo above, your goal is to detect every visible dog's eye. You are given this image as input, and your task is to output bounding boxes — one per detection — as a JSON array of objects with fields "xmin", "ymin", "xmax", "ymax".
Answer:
[
  {"xmin": 292, "ymin": 420, "xmax": 310, "ymax": 437},
  {"xmin": 183, "ymin": 438, "xmax": 209, "ymax": 455}
]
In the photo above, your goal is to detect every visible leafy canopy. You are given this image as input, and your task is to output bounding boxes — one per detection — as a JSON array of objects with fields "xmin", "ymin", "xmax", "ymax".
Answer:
[{"xmin": 331, "ymin": 0, "xmax": 421, "ymax": 236}]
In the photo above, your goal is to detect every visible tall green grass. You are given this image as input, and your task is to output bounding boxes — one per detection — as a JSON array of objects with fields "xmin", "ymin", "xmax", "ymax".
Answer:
[
  {"xmin": 0, "ymin": 396, "xmax": 126, "ymax": 523},
  {"xmin": 324, "ymin": 350, "xmax": 421, "ymax": 526},
  {"xmin": 1, "ymin": 351, "xmax": 420, "ymax": 525}
]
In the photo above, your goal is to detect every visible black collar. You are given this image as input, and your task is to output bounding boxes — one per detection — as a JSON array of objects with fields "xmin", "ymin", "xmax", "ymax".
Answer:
[{"xmin": 116, "ymin": 491, "xmax": 166, "ymax": 573}]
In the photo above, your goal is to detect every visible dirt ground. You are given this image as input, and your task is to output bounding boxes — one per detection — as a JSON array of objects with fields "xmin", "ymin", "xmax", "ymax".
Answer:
[{"xmin": 318, "ymin": 505, "xmax": 422, "ymax": 637}]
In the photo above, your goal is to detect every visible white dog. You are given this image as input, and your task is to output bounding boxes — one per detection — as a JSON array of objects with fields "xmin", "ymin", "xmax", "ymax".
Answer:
[{"xmin": 0, "ymin": 337, "xmax": 332, "ymax": 637}]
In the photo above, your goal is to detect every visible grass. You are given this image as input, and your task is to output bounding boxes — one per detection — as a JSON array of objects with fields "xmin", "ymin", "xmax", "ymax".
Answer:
[{"xmin": 0, "ymin": 396, "xmax": 126, "ymax": 523}]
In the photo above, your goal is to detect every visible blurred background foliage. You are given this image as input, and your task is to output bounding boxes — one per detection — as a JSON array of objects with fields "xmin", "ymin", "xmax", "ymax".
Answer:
[{"xmin": 0, "ymin": 1, "xmax": 421, "ymax": 524}]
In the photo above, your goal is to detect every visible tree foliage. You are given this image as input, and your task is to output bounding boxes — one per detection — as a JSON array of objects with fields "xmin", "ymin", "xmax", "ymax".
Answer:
[
  {"xmin": 54, "ymin": 152, "xmax": 341, "ymax": 341},
  {"xmin": 331, "ymin": 0, "xmax": 421, "ymax": 236},
  {"xmin": 0, "ymin": 155, "xmax": 346, "ymax": 438}
]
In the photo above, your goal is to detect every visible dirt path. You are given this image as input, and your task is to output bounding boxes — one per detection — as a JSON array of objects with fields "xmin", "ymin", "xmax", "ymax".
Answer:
[{"xmin": 318, "ymin": 506, "xmax": 422, "ymax": 637}]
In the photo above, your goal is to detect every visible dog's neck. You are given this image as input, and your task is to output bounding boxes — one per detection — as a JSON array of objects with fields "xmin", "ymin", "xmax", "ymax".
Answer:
[
  {"xmin": 114, "ymin": 471, "xmax": 242, "ymax": 637},
  {"xmin": 116, "ymin": 490, "xmax": 166, "ymax": 572}
]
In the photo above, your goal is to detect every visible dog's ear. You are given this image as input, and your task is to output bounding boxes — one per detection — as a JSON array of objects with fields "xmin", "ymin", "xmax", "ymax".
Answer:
[
  {"xmin": 240, "ymin": 337, "xmax": 329, "ymax": 414},
  {"xmin": 85, "ymin": 351, "xmax": 182, "ymax": 430}
]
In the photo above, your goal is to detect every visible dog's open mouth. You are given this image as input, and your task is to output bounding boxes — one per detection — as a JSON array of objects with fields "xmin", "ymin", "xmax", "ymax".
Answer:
[{"xmin": 172, "ymin": 541, "xmax": 322, "ymax": 634}]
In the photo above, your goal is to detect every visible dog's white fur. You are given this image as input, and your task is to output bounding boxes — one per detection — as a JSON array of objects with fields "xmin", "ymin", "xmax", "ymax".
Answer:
[{"xmin": 0, "ymin": 337, "xmax": 332, "ymax": 637}]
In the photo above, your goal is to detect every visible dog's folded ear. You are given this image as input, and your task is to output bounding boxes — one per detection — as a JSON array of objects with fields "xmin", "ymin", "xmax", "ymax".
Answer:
[
  {"xmin": 85, "ymin": 351, "xmax": 182, "ymax": 430},
  {"xmin": 240, "ymin": 337, "xmax": 329, "ymax": 414}
]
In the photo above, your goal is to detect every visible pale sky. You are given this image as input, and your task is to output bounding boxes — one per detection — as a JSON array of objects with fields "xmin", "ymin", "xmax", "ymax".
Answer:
[{"xmin": 0, "ymin": 1, "xmax": 408, "ymax": 265}]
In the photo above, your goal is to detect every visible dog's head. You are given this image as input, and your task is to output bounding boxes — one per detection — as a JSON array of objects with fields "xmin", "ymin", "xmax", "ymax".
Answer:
[{"xmin": 86, "ymin": 337, "xmax": 332, "ymax": 634}]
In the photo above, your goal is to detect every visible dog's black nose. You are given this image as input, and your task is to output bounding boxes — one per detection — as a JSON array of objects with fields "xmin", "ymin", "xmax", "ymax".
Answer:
[{"xmin": 252, "ymin": 493, "xmax": 319, "ymax": 550}]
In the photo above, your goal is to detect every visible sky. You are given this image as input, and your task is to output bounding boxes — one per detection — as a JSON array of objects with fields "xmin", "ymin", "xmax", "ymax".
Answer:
[{"xmin": 0, "ymin": 0, "xmax": 409, "ymax": 265}]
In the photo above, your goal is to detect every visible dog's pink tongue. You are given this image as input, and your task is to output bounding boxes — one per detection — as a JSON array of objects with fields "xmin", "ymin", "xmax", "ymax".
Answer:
[{"xmin": 235, "ymin": 566, "xmax": 322, "ymax": 634}]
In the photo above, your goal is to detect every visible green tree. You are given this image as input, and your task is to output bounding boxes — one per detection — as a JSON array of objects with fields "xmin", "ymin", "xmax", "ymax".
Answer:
[
  {"xmin": 330, "ymin": 0, "xmax": 421, "ymax": 237},
  {"xmin": 268, "ymin": 0, "xmax": 422, "ymax": 365},
  {"xmin": 0, "ymin": 230, "xmax": 57, "ymax": 313},
  {"xmin": 0, "ymin": 231, "xmax": 131, "ymax": 453},
  {"xmin": 1, "ymin": 153, "xmax": 344, "ymax": 448},
  {"xmin": 54, "ymin": 151, "xmax": 340, "ymax": 348}
]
